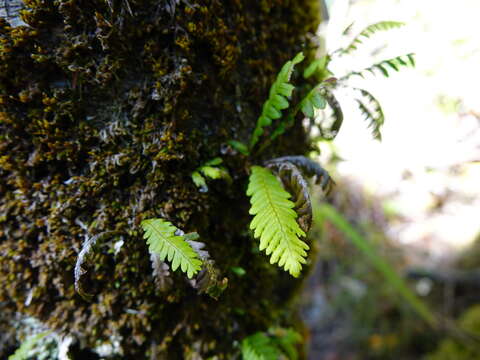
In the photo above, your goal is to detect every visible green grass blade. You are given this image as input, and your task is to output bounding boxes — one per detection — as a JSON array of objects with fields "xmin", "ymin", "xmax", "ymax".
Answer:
[{"xmin": 314, "ymin": 203, "xmax": 437, "ymax": 327}]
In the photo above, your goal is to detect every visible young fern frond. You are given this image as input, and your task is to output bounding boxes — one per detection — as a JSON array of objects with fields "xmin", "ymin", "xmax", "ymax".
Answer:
[
  {"xmin": 191, "ymin": 157, "xmax": 231, "ymax": 192},
  {"xmin": 354, "ymin": 88, "xmax": 385, "ymax": 140},
  {"xmin": 241, "ymin": 333, "xmax": 280, "ymax": 360},
  {"xmin": 247, "ymin": 166, "xmax": 308, "ymax": 277},
  {"xmin": 299, "ymin": 85, "xmax": 327, "ymax": 118},
  {"xmin": 141, "ymin": 218, "xmax": 202, "ymax": 279},
  {"xmin": 344, "ymin": 53, "xmax": 415, "ymax": 79},
  {"xmin": 241, "ymin": 328, "xmax": 302, "ymax": 360},
  {"xmin": 265, "ymin": 161, "xmax": 313, "ymax": 233},
  {"xmin": 319, "ymin": 89, "xmax": 344, "ymax": 140},
  {"xmin": 341, "ymin": 21, "xmax": 405, "ymax": 55},
  {"xmin": 249, "ymin": 52, "xmax": 304, "ymax": 149}
]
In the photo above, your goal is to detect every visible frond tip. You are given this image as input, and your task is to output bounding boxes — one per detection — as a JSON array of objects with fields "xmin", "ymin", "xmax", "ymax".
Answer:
[
  {"xmin": 141, "ymin": 218, "xmax": 202, "ymax": 279},
  {"xmin": 247, "ymin": 166, "xmax": 308, "ymax": 277}
]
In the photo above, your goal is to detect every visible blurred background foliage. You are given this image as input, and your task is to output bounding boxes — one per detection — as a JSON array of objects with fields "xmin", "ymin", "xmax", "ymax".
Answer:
[{"xmin": 301, "ymin": 0, "xmax": 480, "ymax": 359}]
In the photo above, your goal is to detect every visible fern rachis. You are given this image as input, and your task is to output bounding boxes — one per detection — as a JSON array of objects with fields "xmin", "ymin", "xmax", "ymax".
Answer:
[{"xmin": 247, "ymin": 166, "xmax": 308, "ymax": 277}]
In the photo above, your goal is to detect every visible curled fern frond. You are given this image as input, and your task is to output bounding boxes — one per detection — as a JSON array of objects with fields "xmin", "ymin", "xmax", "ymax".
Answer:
[
  {"xmin": 265, "ymin": 161, "xmax": 312, "ymax": 233},
  {"xmin": 141, "ymin": 219, "xmax": 202, "ymax": 279},
  {"xmin": 341, "ymin": 21, "xmax": 405, "ymax": 55},
  {"xmin": 246, "ymin": 166, "xmax": 308, "ymax": 277},
  {"xmin": 249, "ymin": 52, "xmax": 304, "ymax": 149},
  {"xmin": 74, "ymin": 231, "xmax": 121, "ymax": 300},
  {"xmin": 266, "ymin": 156, "xmax": 334, "ymax": 194},
  {"xmin": 354, "ymin": 88, "xmax": 385, "ymax": 140},
  {"xmin": 319, "ymin": 89, "xmax": 344, "ymax": 140},
  {"xmin": 344, "ymin": 53, "xmax": 415, "ymax": 79}
]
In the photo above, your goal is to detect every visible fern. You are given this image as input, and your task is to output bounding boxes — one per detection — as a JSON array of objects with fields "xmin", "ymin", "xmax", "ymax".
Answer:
[
  {"xmin": 241, "ymin": 328, "xmax": 302, "ymax": 360},
  {"xmin": 265, "ymin": 161, "xmax": 312, "ymax": 233},
  {"xmin": 318, "ymin": 89, "xmax": 344, "ymax": 140},
  {"xmin": 249, "ymin": 52, "xmax": 304, "ymax": 149},
  {"xmin": 141, "ymin": 218, "xmax": 202, "ymax": 279},
  {"xmin": 299, "ymin": 85, "xmax": 326, "ymax": 118},
  {"xmin": 341, "ymin": 21, "xmax": 405, "ymax": 55},
  {"xmin": 354, "ymin": 88, "xmax": 385, "ymax": 140},
  {"xmin": 9, "ymin": 332, "xmax": 51, "ymax": 360},
  {"xmin": 191, "ymin": 157, "xmax": 231, "ymax": 192},
  {"xmin": 246, "ymin": 166, "xmax": 308, "ymax": 277},
  {"xmin": 344, "ymin": 53, "xmax": 415, "ymax": 79},
  {"xmin": 241, "ymin": 333, "xmax": 280, "ymax": 360}
]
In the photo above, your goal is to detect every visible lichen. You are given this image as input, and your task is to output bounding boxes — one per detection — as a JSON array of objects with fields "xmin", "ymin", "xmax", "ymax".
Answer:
[{"xmin": 0, "ymin": 0, "xmax": 320, "ymax": 358}]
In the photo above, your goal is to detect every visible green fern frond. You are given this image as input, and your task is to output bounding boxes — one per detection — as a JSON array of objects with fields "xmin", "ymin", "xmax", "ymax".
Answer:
[
  {"xmin": 341, "ymin": 21, "xmax": 405, "ymax": 55},
  {"xmin": 249, "ymin": 52, "xmax": 304, "ymax": 149},
  {"xmin": 303, "ymin": 55, "xmax": 330, "ymax": 80},
  {"xmin": 241, "ymin": 328, "xmax": 302, "ymax": 360},
  {"xmin": 246, "ymin": 166, "xmax": 308, "ymax": 277},
  {"xmin": 299, "ymin": 85, "xmax": 327, "ymax": 118},
  {"xmin": 241, "ymin": 333, "xmax": 280, "ymax": 360},
  {"xmin": 354, "ymin": 88, "xmax": 385, "ymax": 140},
  {"xmin": 345, "ymin": 53, "xmax": 415, "ymax": 79},
  {"xmin": 141, "ymin": 218, "xmax": 202, "ymax": 279},
  {"xmin": 9, "ymin": 331, "xmax": 51, "ymax": 360},
  {"xmin": 191, "ymin": 157, "xmax": 231, "ymax": 192}
]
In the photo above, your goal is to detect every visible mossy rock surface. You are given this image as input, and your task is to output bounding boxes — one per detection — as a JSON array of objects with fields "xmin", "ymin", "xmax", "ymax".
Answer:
[{"xmin": 0, "ymin": 0, "xmax": 320, "ymax": 358}]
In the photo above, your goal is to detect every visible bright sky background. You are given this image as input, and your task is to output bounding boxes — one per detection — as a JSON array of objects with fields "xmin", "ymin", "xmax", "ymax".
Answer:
[{"xmin": 318, "ymin": 0, "xmax": 480, "ymax": 264}]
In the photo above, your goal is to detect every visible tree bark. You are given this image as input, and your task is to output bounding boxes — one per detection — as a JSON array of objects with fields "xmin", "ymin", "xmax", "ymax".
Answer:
[{"xmin": 0, "ymin": 0, "xmax": 320, "ymax": 358}]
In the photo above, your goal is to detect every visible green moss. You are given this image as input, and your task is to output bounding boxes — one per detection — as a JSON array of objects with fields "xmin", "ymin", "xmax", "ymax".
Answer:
[{"xmin": 0, "ymin": 0, "xmax": 320, "ymax": 358}]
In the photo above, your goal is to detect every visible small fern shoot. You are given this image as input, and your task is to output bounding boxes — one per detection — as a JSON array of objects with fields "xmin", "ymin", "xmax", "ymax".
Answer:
[
  {"xmin": 247, "ymin": 166, "xmax": 308, "ymax": 277},
  {"xmin": 241, "ymin": 333, "xmax": 280, "ymax": 360},
  {"xmin": 141, "ymin": 218, "xmax": 202, "ymax": 279},
  {"xmin": 249, "ymin": 52, "xmax": 304, "ymax": 150}
]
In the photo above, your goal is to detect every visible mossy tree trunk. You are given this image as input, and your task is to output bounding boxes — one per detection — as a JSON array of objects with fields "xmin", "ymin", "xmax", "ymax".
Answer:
[{"xmin": 0, "ymin": 0, "xmax": 320, "ymax": 358}]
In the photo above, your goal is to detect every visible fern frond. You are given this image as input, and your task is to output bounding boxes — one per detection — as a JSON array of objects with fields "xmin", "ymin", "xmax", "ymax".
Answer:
[
  {"xmin": 9, "ymin": 332, "xmax": 51, "ymax": 360},
  {"xmin": 249, "ymin": 52, "xmax": 304, "ymax": 149},
  {"xmin": 74, "ymin": 231, "xmax": 121, "ymax": 300},
  {"xmin": 299, "ymin": 85, "xmax": 327, "ymax": 118},
  {"xmin": 266, "ymin": 156, "xmax": 334, "ymax": 194},
  {"xmin": 354, "ymin": 88, "xmax": 385, "ymax": 140},
  {"xmin": 303, "ymin": 55, "xmax": 330, "ymax": 80},
  {"xmin": 318, "ymin": 89, "xmax": 344, "ymax": 140},
  {"xmin": 192, "ymin": 157, "xmax": 231, "ymax": 192},
  {"xmin": 241, "ymin": 333, "xmax": 281, "ymax": 360},
  {"xmin": 141, "ymin": 219, "xmax": 202, "ymax": 279},
  {"xmin": 246, "ymin": 166, "xmax": 308, "ymax": 277},
  {"xmin": 241, "ymin": 328, "xmax": 302, "ymax": 360},
  {"xmin": 265, "ymin": 161, "xmax": 312, "ymax": 233},
  {"xmin": 341, "ymin": 21, "xmax": 405, "ymax": 55},
  {"xmin": 345, "ymin": 53, "xmax": 415, "ymax": 79}
]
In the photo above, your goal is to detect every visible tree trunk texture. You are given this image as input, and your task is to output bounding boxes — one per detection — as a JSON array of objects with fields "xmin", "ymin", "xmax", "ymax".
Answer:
[{"xmin": 0, "ymin": 0, "xmax": 320, "ymax": 358}]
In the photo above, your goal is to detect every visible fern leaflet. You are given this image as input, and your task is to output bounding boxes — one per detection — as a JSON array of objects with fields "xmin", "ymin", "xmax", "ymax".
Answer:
[
  {"xmin": 299, "ymin": 85, "xmax": 327, "ymax": 118},
  {"xmin": 241, "ymin": 333, "xmax": 281, "ymax": 360},
  {"xmin": 247, "ymin": 166, "xmax": 308, "ymax": 277},
  {"xmin": 141, "ymin": 218, "xmax": 202, "ymax": 279},
  {"xmin": 341, "ymin": 21, "xmax": 405, "ymax": 55},
  {"xmin": 354, "ymin": 88, "xmax": 385, "ymax": 140},
  {"xmin": 318, "ymin": 89, "xmax": 344, "ymax": 140},
  {"xmin": 249, "ymin": 52, "xmax": 304, "ymax": 149},
  {"xmin": 344, "ymin": 53, "xmax": 415, "ymax": 79}
]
